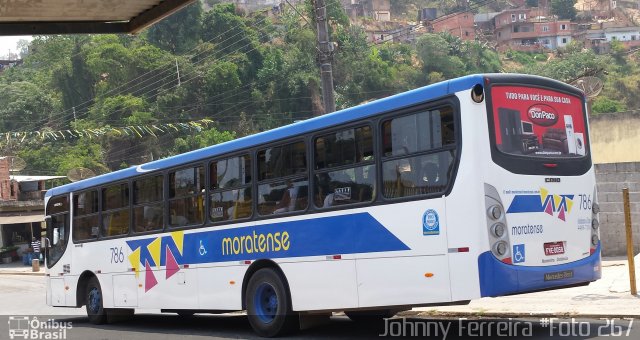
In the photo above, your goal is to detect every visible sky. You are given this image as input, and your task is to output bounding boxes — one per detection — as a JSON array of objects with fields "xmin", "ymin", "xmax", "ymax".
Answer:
[{"xmin": 0, "ymin": 36, "xmax": 32, "ymax": 59}]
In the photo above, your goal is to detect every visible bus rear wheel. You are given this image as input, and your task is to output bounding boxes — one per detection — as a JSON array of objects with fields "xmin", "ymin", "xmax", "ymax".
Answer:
[
  {"xmin": 85, "ymin": 276, "xmax": 107, "ymax": 324},
  {"xmin": 245, "ymin": 268, "xmax": 298, "ymax": 337}
]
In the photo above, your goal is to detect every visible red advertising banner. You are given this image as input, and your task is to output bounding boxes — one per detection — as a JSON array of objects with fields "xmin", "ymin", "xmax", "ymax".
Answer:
[{"xmin": 491, "ymin": 86, "xmax": 587, "ymax": 158}]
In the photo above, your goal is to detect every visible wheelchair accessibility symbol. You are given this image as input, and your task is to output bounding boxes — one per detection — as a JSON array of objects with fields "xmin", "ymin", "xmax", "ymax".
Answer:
[
  {"xmin": 513, "ymin": 244, "xmax": 525, "ymax": 263},
  {"xmin": 199, "ymin": 240, "xmax": 207, "ymax": 256}
]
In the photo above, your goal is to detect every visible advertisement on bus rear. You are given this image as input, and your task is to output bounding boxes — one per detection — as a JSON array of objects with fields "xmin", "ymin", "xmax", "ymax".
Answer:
[{"xmin": 491, "ymin": 86, "xmax": 587, "ymax": 158}]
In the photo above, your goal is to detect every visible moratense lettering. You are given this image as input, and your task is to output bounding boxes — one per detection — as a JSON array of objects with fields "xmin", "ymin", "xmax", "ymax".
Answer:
[
  {"xmin": 511, "ymin": 224, "xmax": 544, "ymax": 235},
  {"xmin": 222, "ymin": 230, "xmax": 290, "ymax": 256}
]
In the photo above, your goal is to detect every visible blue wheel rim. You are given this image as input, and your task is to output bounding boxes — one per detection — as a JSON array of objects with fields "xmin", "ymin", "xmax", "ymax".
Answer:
[
  {"xmin": 88, "ymin": 287, "xmax": 101, "ymax": 314},
  {"xmin": 254, "ymin": 283, "xmax": 278, "ymax": 323}
]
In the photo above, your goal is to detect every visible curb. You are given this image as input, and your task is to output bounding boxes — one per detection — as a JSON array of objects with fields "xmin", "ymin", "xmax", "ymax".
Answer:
[
  {"xmin": 0, "ymin": 272, "xmax": 45, "ymax": 276},
  {"xmin": 398, "ymin": 310, "xmax": 640, "ymax": 319}
]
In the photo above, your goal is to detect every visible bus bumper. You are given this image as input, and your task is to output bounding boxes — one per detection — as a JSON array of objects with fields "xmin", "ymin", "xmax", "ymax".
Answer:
[{"xmin": 478, "ymin": 243, "xmax": 602, "ymax": 297}]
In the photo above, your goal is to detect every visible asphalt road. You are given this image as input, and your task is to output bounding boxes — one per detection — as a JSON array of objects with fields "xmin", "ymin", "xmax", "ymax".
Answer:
[{"xmin": 0, "ymin": 275, "xmax": 637, "ymax": 339}]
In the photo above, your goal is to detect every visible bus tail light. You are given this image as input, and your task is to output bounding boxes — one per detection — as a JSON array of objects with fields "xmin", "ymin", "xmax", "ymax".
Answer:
[
  {"xmin": 487, "ymin": 205, "xmax": 503, "ymax": 220},
  {"xmin": 491, "ymin": 223, "xmax": 506, "ymax": 238},
  {"xmin": 494, "ymin": 241, "xmax": 508, "ymax": 256},
  {"xmin": 485, "ymin": 184, "xmax": 513, "ymax": 263}
]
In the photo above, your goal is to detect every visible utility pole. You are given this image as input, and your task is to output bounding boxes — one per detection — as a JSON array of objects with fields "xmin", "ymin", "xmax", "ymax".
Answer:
[
  {"xmin": 314, "ymin": 0, "xmax": 336, "ymax": 114},
  {"xmin": 175, "ymin": 59, "xmax": 181, "ymax": 87}
]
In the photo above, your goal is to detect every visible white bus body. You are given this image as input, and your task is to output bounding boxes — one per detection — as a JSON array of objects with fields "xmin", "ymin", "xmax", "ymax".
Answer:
[{"xmin": 43, "ymin": 74, "xmax": 600, "ymax": 336}]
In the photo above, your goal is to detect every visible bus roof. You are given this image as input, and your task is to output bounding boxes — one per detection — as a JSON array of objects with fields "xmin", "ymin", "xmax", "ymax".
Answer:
[{"xmin": 45, "ymin": 74, "xmax": 485, "ymax": 198}]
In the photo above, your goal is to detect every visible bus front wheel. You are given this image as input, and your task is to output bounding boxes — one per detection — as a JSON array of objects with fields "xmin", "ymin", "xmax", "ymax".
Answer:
[
  {"xmin": 85, "ymin": 276, "xmax": 107, "ymax": 324},
  {"xmin": 245, "ymin": 268, "xmax": 298, "ymax": 337}
]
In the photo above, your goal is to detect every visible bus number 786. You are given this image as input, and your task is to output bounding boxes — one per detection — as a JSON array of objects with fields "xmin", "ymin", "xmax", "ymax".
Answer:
[{"xmin": 110, "ymin": 247, "xmax": 124, "ymax": 264}]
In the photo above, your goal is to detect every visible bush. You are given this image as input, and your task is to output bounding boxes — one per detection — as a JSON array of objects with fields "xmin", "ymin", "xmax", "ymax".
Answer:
[{"xmin": 591, "ymin": 97, "xmax": 626, "ymax": 114}]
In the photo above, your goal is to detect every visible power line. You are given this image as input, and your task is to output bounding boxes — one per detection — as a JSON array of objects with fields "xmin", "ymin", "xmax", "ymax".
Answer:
[{"xmin": 20, "ymin": 15, "xmax": 271, "ymax": 131}]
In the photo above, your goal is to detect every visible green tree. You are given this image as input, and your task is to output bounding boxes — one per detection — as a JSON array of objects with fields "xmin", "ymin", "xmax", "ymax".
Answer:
[
  {"xmin": 524, "ymin": 48, "xmax": 610, "ymax": 83},
  {"xmin": 172, "ymin": 127, "xmax": 236, "ymax": 154},
  {"xmin": 416, "ymin": 34, "xmax": 465, "ymax": 80},
  {"xmin": 550, "ymin": 0, "xmax": 577, "ymax": 21},
  {"xmin": 0, "ymin": 82, "xmax": 56, "ymax": 131},
  {"xmin": 146, "ymin": 3, "xmax": 202, "ymax": 54}
]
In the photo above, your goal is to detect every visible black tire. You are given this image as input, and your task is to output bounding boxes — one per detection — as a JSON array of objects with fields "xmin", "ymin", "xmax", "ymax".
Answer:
[
  {"xmin": 245, "ymin": 268, "xmax": 298, "ymax": 337},
  {"xmin": 345, "ymin": 309, "xmax": 396, "ymax": 323},
  {"xmin": 85, "ymin": 276, "xmax": 107, "ymax": 324}
]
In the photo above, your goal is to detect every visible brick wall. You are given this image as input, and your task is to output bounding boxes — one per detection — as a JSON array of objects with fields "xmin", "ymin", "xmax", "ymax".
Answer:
[{"xmin": 595, "ymin": 162, "xmax": 640, "ymax": 256}]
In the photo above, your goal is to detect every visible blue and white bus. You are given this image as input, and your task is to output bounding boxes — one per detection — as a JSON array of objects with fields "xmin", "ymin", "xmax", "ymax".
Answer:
[{"xmin": 43, "ymin": 74, "xmax": 601, "ymax": 336}]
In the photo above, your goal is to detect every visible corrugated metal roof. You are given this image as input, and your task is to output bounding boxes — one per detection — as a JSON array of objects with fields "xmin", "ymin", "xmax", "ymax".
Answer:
[{"xmin": 0, "ymin": 0, "xmax": 194, "ymax": 35}]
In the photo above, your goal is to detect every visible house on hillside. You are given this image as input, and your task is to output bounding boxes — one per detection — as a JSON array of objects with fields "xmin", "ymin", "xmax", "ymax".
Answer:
[
  {"xmin": 493, "ymin": 8, "xmax": 575, "ymax": 51},
  {"xmin": 0, "ymin": 59, "xmax": 22, "ymax": 74},
  {"xmin": 342, "ymin": 0, "xmax": 390, "ymax": 21},
  {"xmin": 427, "ymin": 12, "xmax": 475, "ymax": 41},
  {"xmin": 575, "ymin": 24, "xmax": 640, "ymax": 53},
  {"xmin": 0, "ymin": 157, "xmax": 65, "ymax": 261}
]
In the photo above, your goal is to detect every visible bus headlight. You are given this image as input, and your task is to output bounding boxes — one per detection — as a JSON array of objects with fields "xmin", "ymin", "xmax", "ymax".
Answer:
[
  {"xmin": 488, "ymin": 205, "xmax": 503, "ymax": 220},
  {"xmin": 591, "ymin": 234, "xmax": 599, "ymax": 246},
  {"xmin": 494, "ymin": 241, "xmax": 508, "ymax": 256},
  {"xmin": 592, "ymin": 218, "xmax": 599, "ymax": 230},
  {"xmin": 491, "ymin": 223, "xmax": 506, "ymax": 238},
  {"xmin": 592, "ymin": 203, "xmax": 600, "ymax": 214}
]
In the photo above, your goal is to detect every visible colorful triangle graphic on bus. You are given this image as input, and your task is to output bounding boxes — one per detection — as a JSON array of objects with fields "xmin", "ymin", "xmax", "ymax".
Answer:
[
  {"xmin": 145, "ymin": 260, "xmax": 158, "ymax": 292},
  {"xmin": 165, "ymin": 246, "xmax": 180, "ymax": 279},
  {"xmin": 128, "ymin": 247, "xmax": 141, "ymax": 278},
  {"xmin": 147, "ymin": 237, "xmax": 161, "ymax": 268},
  {"xmin": 557, "ymin": 208, "xmax": 566, "ymax": 221},
  {"xmin": 544, "ymin": 199, "xmax": 553, "ymax": 215},
  {"xmin": 170, "ymin": 231, "xmax": 184, "ymax": 255}
]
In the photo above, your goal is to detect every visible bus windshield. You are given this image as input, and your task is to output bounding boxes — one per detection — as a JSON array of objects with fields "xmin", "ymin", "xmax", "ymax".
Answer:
[{"xmin": 490, "ymin": 85, "xmax": 588, "ymax": 159}]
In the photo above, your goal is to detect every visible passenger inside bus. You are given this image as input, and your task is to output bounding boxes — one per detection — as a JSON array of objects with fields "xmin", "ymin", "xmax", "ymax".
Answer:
[{"xmin": 273, "ymin": 181, "xmax": 293, "ymax": 213}]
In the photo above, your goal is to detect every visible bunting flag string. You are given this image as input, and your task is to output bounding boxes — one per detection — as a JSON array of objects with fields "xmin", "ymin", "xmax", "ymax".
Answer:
[{"xmin": 0, "ymin": 119, "xmax": 214, "ymax": 144}]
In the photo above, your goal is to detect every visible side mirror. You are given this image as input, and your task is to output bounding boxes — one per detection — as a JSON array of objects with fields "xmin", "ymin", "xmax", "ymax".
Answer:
[
  {"xmin": 43, "ymin": 216, "xmax": 52, "ymax": 249},
  {"xmin": 53, "ymin": 228, "xmax": 60, "ymax": 246},
  {"xmin": 41, "ymin": 237, "xmax": 50, "ymax": 249}
]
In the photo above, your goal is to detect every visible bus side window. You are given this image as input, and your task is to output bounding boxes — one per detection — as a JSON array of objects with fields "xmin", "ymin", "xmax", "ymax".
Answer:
[
  {"xmin": 73, "ymin": 190, "xmax": 99, "ymax": 242},
  {"xmin": 381, "ymin": 107, "xmax": 456, "ymax": 198},
  {"xmin": 209, "ymin": 155, "xmax": 253, "ymax": 222},
  {"xmin": 101, "ymin": 183, "xmax": 130, "ymax": 237},
  {"xmin": 257, "ymin": 141, "xmax": 308, "ymax": 215},
  {"xmin": 314, "ymin": 125, "xmax": 375, "ymax": 209},
  {"xmin": 168, "ymin": 166, "xmax": 204, "ymax": 227},
  {"xmin": 133, "ymin": 174, "xmax": 164, "ymax": 233}
]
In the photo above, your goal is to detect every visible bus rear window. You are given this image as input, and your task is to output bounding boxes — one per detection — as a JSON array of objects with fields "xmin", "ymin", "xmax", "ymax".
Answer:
[{"xmin": 490, "ymin": 85, "xmax": 587, "ymax": 159}]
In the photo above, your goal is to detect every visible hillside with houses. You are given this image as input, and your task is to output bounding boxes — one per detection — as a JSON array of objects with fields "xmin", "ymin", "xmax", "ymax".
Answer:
[{"xmin": 0, "ymin": 0, "xmax": 636, "ymax": 177}]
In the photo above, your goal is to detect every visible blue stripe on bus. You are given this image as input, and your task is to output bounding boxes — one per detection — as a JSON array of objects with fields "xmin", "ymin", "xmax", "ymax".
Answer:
[
  {"xmin": 477, "ymin": 243, "xmax": 601, "ymax": 297},
  {"xmin": 45, "ymin": 74, "xmax": 485, "ymax": 198},
  {"xmin": 126, "ymin": 212, "xmax": 410, "ymax": 266},
  {"xmin": 506, "ymin": 195, "xmax": 543, "ymax": 213}
]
